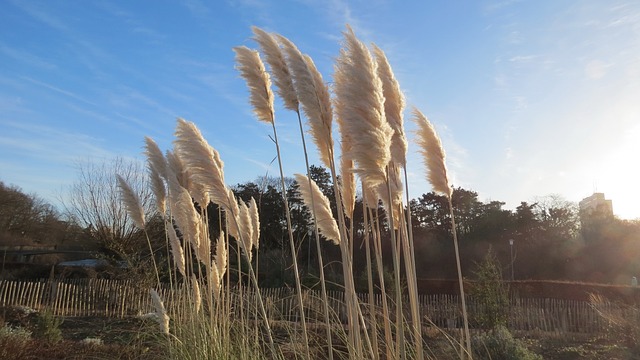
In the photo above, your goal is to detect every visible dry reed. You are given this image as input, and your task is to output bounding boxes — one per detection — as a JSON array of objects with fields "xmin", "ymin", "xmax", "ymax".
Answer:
[
  {"xmin": 235, "ymin": 40, "xmax": 311, "ymax": 359},
  {"xmin": 237, "ymin": 199, "xmax": 255, "ymax": 262},
  {"xmin": 276, "ymin": 34, "xmax": 334, "ymax": 169},
  {"xmin": 333, "ymin": 26, "xmax": 392, "ymax": 190},
  {"xmin": 413, "ymin": 106, "xmax": 471, "ymax": 358},
  {"xmin": 372, "ymin": 44, "xmax": 407, "ymax": 167},
  {"xmin": 248, "ymin": 197, "xmax": 260, "ymax": 250},
  {"xmin": 115, "ymin": 174, "xmax": 146, "ymax": 230},
  {"xmin": 144, "ymin": 137, "xmax": 168, "ymax": 214},
  {"xmin": 167, "ymin": 224, "xmax": 186, "ymax": 276},
  {"xmin": 150, "ymin": 289, "xmax": 170, "ymax": 335},
  {"xmin": 144, "ymin": 136, "xmax": 168, "ymax": 179},
  {"xmin": 191, "ymin": 275, "xmax": 202, "ymax": 314},
  {"xmin": 412, "ymin": 108, "xmax": 452, "ymax": 197},
  {"xmin": 252, "ymin": 27, "xmax": 299, "ymax": 111},
  {"xmin": 233, "ymin": 46, "xmax": 275, "ymax": 124},
  {"xmin": 173, "ymin": 118, "xmax": 231, "ymax": 211},
  {"xmin": 294, "ymin": 173, "xmax": 341, "ymax": 244},
  {"xmin": 117, "ymin": 24, "xmax": 479, "ymax": 360},
  {"xmin": 214, "ymin": 231, "xmax": 228, "ymax": 285}
]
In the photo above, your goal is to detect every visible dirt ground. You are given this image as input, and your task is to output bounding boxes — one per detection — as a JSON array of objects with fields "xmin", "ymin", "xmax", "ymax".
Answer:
[
  {"xmin": 3, "ymin": 310, "xmax": 638, "ymax": 359},
  {"xmin": 59, "ymin": 317, "xmax": 638, "ymax": 359}
]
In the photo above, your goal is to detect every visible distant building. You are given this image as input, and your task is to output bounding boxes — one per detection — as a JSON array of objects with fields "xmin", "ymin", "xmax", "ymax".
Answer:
[{"xmin": 579, "ymin": 193, "xmax": 613, "ymax": 217}]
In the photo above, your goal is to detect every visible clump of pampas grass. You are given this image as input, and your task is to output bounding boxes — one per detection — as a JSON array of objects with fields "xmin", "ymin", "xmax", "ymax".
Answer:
[
  {"xmin": 334, "ymin": 26, "xmax": 393, "ymax": 190},
  {"xmin": 118, "ymin": 24, "xmax": 476, "ymax": 360},
  {"xmin": 235, "ymin": 42, "xmax": 311, "ymax": 360}
]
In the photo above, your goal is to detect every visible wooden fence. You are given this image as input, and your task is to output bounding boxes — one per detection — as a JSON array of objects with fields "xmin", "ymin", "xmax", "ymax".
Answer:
[{"xmin": 1, "ymin": 279, "xmax": 636, "ymax": 336}]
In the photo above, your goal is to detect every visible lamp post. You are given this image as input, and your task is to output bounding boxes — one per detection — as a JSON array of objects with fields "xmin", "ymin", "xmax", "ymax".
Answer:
[{"xmin": 509, "ymin": 239, "xmax": 514, "ymax": 281}]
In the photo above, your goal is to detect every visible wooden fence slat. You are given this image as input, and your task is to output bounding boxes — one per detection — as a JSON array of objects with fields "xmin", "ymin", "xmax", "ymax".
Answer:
[{"xmin": 1, "ymin": 279, "xmax": 634, "ymax": 336}]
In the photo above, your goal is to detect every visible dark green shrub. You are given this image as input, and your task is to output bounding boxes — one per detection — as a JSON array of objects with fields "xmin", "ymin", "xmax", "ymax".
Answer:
[
  {"xmin": 472, "ymin": 325, "xmax": 542, "ymax": 360},
  {"xmin": 471, "ymin": 247, "xmax": 510, "ymax": 329},
  {"xmin": 32, "ymin": 310, "xmax": 63, "ymax": 343}
]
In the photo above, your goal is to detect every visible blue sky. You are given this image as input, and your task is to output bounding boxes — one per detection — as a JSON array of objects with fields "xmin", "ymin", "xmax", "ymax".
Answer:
[{"xmin": 1, "ymin": 0, "xmax": 639, "ymax": 219}]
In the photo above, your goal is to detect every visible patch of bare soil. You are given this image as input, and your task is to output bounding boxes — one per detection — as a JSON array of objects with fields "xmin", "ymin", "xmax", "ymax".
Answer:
[
  {"xmin": 4, "ymin": 307, "xmax": 638, "ymax": 360},
  {"xmin": 523, "ymin": 336, "xmax": 636, "ymax": 360}
]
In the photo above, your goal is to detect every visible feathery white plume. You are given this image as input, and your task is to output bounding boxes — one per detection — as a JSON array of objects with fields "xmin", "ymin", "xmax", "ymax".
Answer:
[
  {"xmin": 334, "ymin": 25, "xmax": 393, "ymax": 190},
  {"xmin": 412, "ymin": 107, "xmax": 452, "ymax": 197},
  {"xmin": 116, "ymin": 174, "xmax": 145, "ymax": 230},
  {"xmin": 167, "ymin": 224, "xmax": 186, "ymax": 276},
  {"xmin": 294, "ymin": 173, "xmax": 340, "ymax": 244},
  {"xmin": 252, "ymin": 26, "xmax": 299, "ymax": 111},
  {"xmin": 233, "ymin": 46, "xmax": 275, "ymax": 124},
  {"xmin": 277, "ymin": 34, "xmax": 334, "ymax": 169},
  {"xmin": 150, "ymin": 289, "xmax": 169, "ymax": 335},
  {"xmin": 372, "ymin": 44, "xmax": 407, "ymax": 167}
]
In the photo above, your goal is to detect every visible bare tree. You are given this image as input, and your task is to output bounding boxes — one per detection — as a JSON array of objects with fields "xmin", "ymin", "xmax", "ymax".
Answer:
[{"xmin": 61, "ymin": 157, "xmax": 156, "ymax": 267}]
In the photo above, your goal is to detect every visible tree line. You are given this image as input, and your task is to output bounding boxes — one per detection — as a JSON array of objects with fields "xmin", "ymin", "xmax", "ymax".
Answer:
[{"xmin": 1, "ymin": 160, "xmax": 639, "ymax": 285}]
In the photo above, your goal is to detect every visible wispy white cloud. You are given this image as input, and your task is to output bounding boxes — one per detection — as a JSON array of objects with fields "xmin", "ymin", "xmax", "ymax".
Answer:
[
  {"xmin": 295, "ymin": 0, "xmax": 371, "ymax": 39},
  {"xmin": 184, "ymin": 0, "xmax": 212, "ymax": 17},
  {"xmin": 483, "ymin": 0, "xmax": 522, "ymax": 13},
  {"xmin": 584, "ymin": 59, "xmax": 612, "ymax": 79},
  {"xmin": 506, "ymin": 30, "xmax": 523, "ymax": 45},
  {"xmin": 96, "ymin": 1, "xmax": 166, "ymax": 43},
  {"xmin": 0, "ymin": 94, "xmax": 26, "ymax": 113},
  {"xmin": 0, "ymin": 44, "xmax": 57, "ymax": 69},
  {"xmin": 9, "ymin": 0, "xmax": 68, "ymax": 31},
  {"xmin": 0, "ymin": 120, "xmax": 114, "ymax": 163},
  {"xmin": 505, "ymin": 147, "xmax": 514, "ymax": 160},
  {"xmin": 508, "ymin": 55, "xmax": 538, "ymax": 63},
  {"xmin": 20, "ymin": 76, "xmax": 99, "ymax": 107},
  {"xmin": 242, "ymin": 157, "xmax": 271, "ymax": 171}
]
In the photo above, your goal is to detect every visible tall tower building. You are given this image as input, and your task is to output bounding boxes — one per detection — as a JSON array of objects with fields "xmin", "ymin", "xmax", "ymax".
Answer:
[{"xmin": 579, "ymin": 193, "xmax": 613, "ymax": 217}]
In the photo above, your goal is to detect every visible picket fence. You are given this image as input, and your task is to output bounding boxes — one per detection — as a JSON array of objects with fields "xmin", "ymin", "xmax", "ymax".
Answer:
[{"xmin": 1, "ymin": 278, "xmax": 635, "ymax": 336}]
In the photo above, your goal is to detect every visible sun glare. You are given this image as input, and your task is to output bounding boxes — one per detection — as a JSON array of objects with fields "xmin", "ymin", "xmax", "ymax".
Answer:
[{"xmin": 596, "ymin": 125, "xmax": 640, "ymax": 220}]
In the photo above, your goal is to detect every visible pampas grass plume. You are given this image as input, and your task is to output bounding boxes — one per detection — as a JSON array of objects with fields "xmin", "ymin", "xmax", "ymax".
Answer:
[
  {"xmin": 294, "ymin": 173, "xmax": 340, "ymax": 244},
  {"xmin": 340, "ymin": 148, "xmax": 356, "ymax": 219},
  {"xmin": 372, "ymin": 44, "xmax": 407, "ymax": 167},
  {"xmin": 248, "ymin": 197, "xmax": 260, "ymax": 249},
  {"xmin": 148, "ymin": 166, "xmax": 166, "ymax": 215},
  {"xmin": 276, "ymin": 34, "xmax": 334, "ymax": 169},
  {"xmin": 412, "ymin": 107, "xmax": 452, "ymax": 197},
  {"xmin": 334, "ymin": 25, "xmax": 392, "ymax": 189},
  {"xmin": 144, "ymin": 136, "xmax": 168, "ymax": 180},
  {"xmin": 191, "ymin": 275, "xmax": 202, "ymax": 314},
  {"xmin": 150, "ymin": 289, "xmax": 170, "ymax": 335},
  {"xmin": 215, "ymin": 231, "xmax": 227, "ymax": 281},
  {"xmin": 173, "ymin": 119, "xmax": 230, "ymax": 211},
  {"xmin": 171, "ymin": 186, "xmax": 202, "ymax": 263},
  {"xmin": 252, "ymin": 26, "xmax": 299, "ymax": 111},
  {"xmin": 233, "ymin": 46, "xmax": 275, "ymax": 124},
  {"xmin": 116, "ymin": 174, "xmax": 145, "ymax": 229},
  {"xmin": 211, "ymin": 264, "xmax": 221, "ymax": 298},
  {"xmin": 167, "ymin": 224, "xmax": 186, "ymax": 276},
  {"xmin": 237, "ymin": 199, "xmax": 254, "ymax": 262}
]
